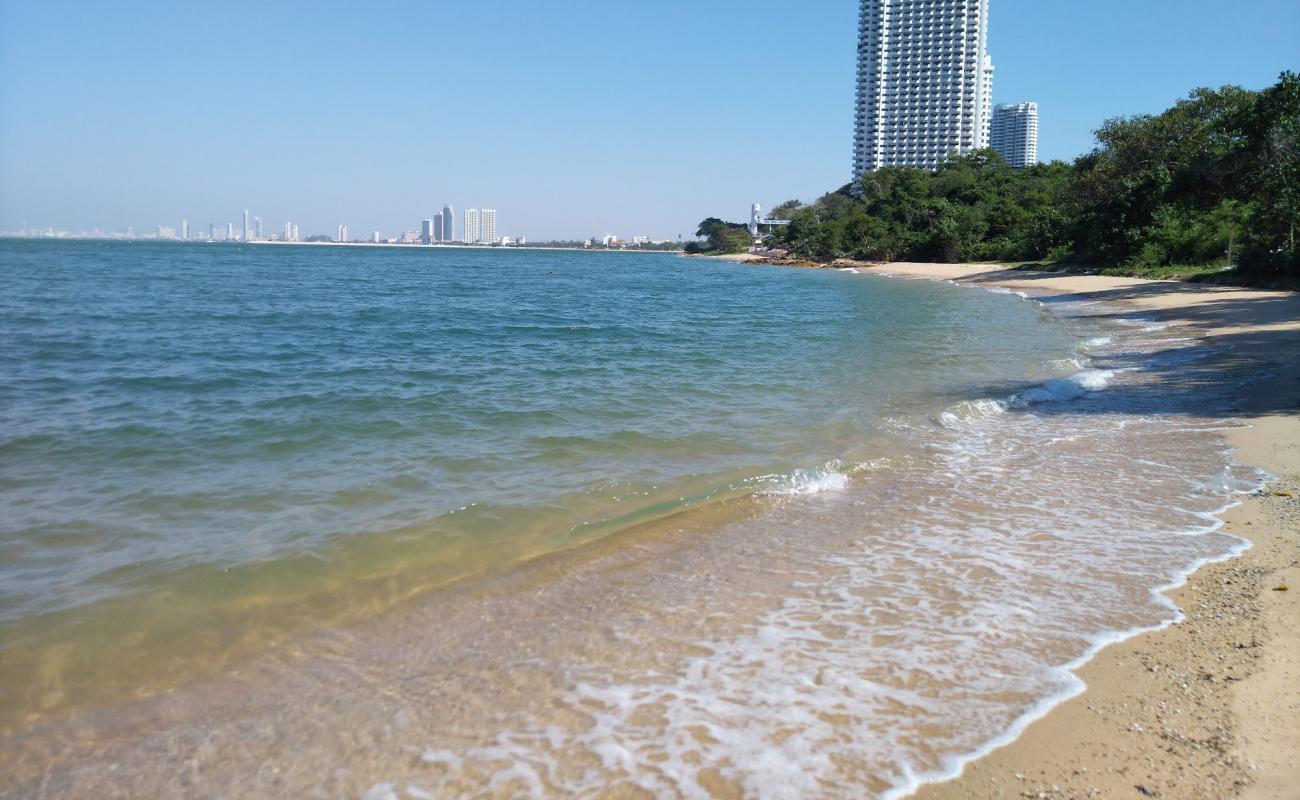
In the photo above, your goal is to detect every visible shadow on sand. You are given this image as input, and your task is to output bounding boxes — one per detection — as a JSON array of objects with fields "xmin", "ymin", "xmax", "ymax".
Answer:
[{"xmin": 952, "ymin": 271, "xmax": 1300, "ymax": 420}]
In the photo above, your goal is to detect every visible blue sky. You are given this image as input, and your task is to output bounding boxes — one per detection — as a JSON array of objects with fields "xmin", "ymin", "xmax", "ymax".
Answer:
[{"xmin": 1, "ymin": 0, "xmax": 1296, "ymax": 240}]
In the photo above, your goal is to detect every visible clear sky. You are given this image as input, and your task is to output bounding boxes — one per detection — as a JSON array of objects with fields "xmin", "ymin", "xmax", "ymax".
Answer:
[{"xmin": 1, "ymin": 0, "xmax": 1296, "ymax": 241}]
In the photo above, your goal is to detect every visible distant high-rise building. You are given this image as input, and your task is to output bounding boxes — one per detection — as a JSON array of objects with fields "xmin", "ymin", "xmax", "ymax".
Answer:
[
  {"xmin": 291, "ymin": 223, "xmax": 299, "ymax": 242},
  {"xmin": 254, "ymin": 216, "xmax": 263, "ymax": 240},
  {"xmin": 284, "ymin": 221, "xmax": 295, "ymax": 241},
  {"xmin": 421, "ymin": 218, "xmax": 434, "ymax": 245},
  {"xmin": 990, "ymin": 102, "xmax": 1040, "ymax": 168},
  {"xmin": 242, "ymin": 209, "xmax": 250, "ymax": 242},
  {"xmin": 337, "ymin": 224, "xmax": 348, "ymax": 243},
  {"xmin": 372, "ymin": 231, "xmax": 382, "ymax": 244},
  {"xmin": 853, "ymin": 0, "xmax": 995, "ymax": 177},
  {"xmin": 227, "ymin": 222, "xmax": 235, "ymax": 241},
  {"xmin": 442, "ymin": 205, "xmax": 456, "ymax": 242},
  {"xmin": 181, "ymin": 220, "xmax": 190, "ymax": 240},
  {"xmin": 480, "ymin": 209, "xmax": 497, "ymax": 245},
  {"xmin": 209, "ymin": 223, "xmax": 216, "ymax": 241},
  {"xmin": 464, "ymin": 209, "xmax": 481, "ymax": 245},
  {"xmin": 433, "ymin": 213, "xmax": 445, "ymax": 243}
]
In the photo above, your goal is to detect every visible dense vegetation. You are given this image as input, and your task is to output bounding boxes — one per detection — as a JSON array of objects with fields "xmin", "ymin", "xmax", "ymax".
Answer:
[
  {"xmin": 697, "ymin": 73, "xmax": 1299, "ymax": 282},
  {"xmin": 684, "ymin": 219, "xmax": 758, "ymax": 255}
]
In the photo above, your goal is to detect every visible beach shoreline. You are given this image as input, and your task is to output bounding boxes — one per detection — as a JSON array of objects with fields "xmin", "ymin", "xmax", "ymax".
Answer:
[
  {"xmin": 847, "ymin": 263, "xmax": 1300, "ymax": 800},
  {"xmin": 2, "ymin": 250, "xmax": 1295, "ymax": 798}
]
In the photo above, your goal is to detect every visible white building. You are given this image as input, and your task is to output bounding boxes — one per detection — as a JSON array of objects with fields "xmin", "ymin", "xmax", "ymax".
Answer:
[
  {"xmin": 337, "ymin": 224, "xmax": 348, "ymax": 243},
  {"xmin": 632, "ymin": 235, "xmax": 650, "ymax": 246},
  {"xmin": 464, "ymin": 209, "xmax": 481, "ymax": 245},
  {"xmin": 853, "ymin": 0, "xmax": 995, "ymax": 177},
  {"xmin": 242, "ymin": 209, "xmax": 250, "ymax": 242},
  {"xmin": 180, "ymin": 220, "xmax": 189, "ymax": 240},
  {"xmin": 480, "ymin": 209, "xmax": 497, "ymax": 245},
  {"xmin": 990, "ymin": 102, "xmax": 1039, "ymax": 168}
]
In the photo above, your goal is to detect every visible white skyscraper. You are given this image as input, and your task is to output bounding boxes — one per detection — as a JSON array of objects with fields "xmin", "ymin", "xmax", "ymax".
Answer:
[
  {"xmin": 337, "ymin": 224, "xmax": 348, "ymax": 243},
  {"xmin": 480, "ymin": 209, "xmax": 497, "ymax": 245},
  {"xmin": 227, "ymin": 222, "xmax": 235, "ymax": 241},
  {"xmin": 853, "ymin": 0, "xmax": 995, "ymax": 177},
  {"xmin": 242, "ymin": 209, "xmax": 250, "ymax": 242},
  {"xmin": 990, "ymin": 102, "xmax": 1039, "ymax": 168},
  {"xmin": 464, "ymin": 209, "xmax": 481, "ymax": 245},
  {"xmin": 254, "ymin": 216, "xmax": 263, "ymax": 240},
  {"xmin": 181, "ymin": 220, "xmax": 189, "ymax": 241}
]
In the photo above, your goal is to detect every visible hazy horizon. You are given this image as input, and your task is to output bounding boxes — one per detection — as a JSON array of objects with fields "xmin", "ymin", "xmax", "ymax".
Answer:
[{"xmin": 2, "ymin": 0, "xmax": 1295, "ymax": 240}]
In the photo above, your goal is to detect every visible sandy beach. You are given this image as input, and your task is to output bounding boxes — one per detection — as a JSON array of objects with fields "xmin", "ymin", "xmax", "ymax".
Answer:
[{"xmin": 854, "ymin": 264, "xmax": 1300, "ymax": 800}]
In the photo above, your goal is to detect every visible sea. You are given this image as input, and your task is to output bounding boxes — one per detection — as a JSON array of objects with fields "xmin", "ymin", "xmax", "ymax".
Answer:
[{"xmin": 0, "ymin": 240, "xmax": 1264, "ymax": 798}]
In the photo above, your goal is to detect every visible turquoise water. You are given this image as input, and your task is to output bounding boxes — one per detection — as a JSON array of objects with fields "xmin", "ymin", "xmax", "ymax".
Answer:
[{"xmin": 0, "ymin": 240, "xmax": 1079, "ymax": 721}]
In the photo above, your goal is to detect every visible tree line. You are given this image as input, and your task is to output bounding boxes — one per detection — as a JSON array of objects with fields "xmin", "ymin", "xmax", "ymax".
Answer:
[{"xmin": 694, "ymin": 72, "xmax": 1298, "ymax": 282}]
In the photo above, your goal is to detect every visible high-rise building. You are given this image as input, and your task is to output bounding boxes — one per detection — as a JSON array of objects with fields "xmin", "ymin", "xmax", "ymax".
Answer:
[
  {"xmin": 442, "ymin": 205, "xmax": 456, "ymax": 242},
  {"xmin": 285, "ymin": 221, "xmax": 296, "ymax": 241},
  {"xmin": 480, "ymin": 209, "xmax": 497, "ymax": 245},
  {"xmin": 980, "ymin": 55, "xmax": 996, "ymax": 148},
  {"xmin": 464, "ymin": 209, "xmax": 481, "ymax": 245},
  {"xmin": 291, "ymin": 223, "xmax": 299, "ymax": 242},
  {"xmin": 227, "ymin": 222, "xmax": 235, "ymax": 241},
  {"xmin": 337, "ymin": 224, "xmax": 348, "ymax": 243},
  {"xmin": 372, "ymin": 231, "xmax": 382, "ymax": 244},
  {"xmin": 852, "ymin": 0, "xmax": 995, "ymax": 177},
  {"xmin": 181, "ymin": 220, "xmax": 189, "ymax": 240},
  {"xmin": 421, "ymin": 218, "xmax": 434, "ymax": 245},
  {"xmin": 242, "ymin": 209, "xmax": 250, "ymax": 242},
  {"xmin": 254, "ymin": 216, "xmax": 263, "ymax": 240},
  {"xmin": 209, "ymin": 222, "xmax": 216, "ymax": 241},
  {"xmin": 433, "ymin": 213, "xmax": 445, "ymax": 243},
  {"xmin": 990, "ymin": 102, "xmax": 1039, "ymax": 168}
]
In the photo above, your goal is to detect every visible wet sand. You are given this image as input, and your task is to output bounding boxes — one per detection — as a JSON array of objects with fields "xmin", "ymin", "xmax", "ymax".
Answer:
[{"xmin": 865, "ymin": 264, "xmax": 1300, "ymax": 800}]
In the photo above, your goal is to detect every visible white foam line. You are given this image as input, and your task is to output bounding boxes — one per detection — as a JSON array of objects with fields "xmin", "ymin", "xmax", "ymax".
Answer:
[{"xmin": 885, "ymin": 459, "xmax": 1269, "ymax": 800}]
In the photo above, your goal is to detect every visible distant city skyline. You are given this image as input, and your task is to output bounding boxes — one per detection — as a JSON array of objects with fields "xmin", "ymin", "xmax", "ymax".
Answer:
[
  {"xmin": 1, "ymin": 0, "xmax": 1296, "ymax": 237},
  {"xmin": 0, "ymin": 201, "xmax": 557, "ymax": 247}
]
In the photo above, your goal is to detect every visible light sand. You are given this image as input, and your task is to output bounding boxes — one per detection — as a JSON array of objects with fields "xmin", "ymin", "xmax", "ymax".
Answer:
[{"xmin": 858, "ymin": 263, "xmax": 1299, "ymax": 800}]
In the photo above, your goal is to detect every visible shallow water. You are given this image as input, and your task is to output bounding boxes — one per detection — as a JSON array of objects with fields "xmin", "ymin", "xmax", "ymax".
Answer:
[{"xmin": 0, "ymin": 241, "xmax": 1261, "ymax": 798}]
